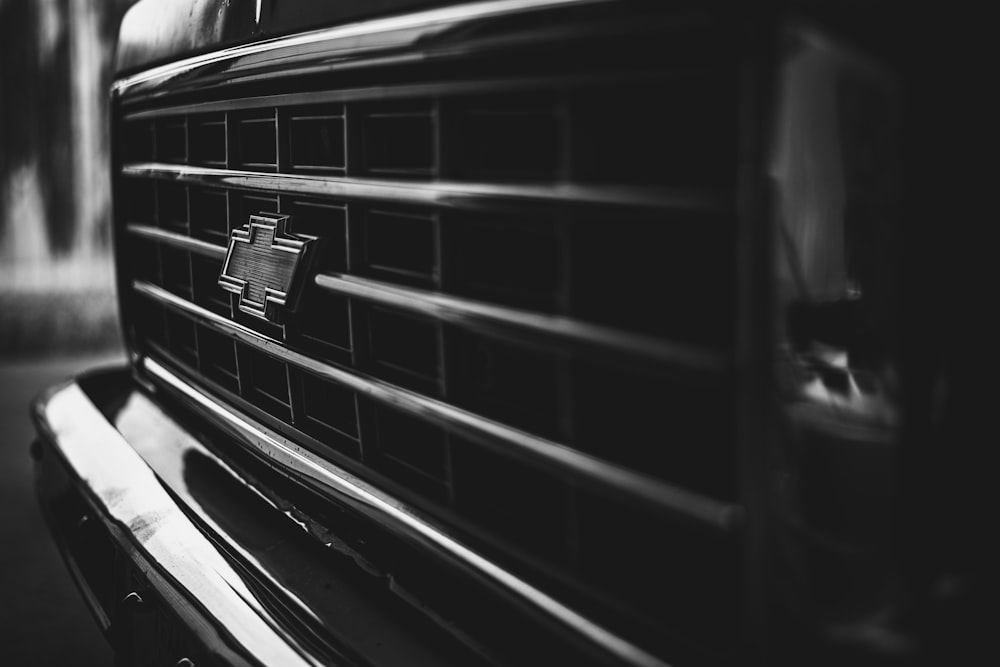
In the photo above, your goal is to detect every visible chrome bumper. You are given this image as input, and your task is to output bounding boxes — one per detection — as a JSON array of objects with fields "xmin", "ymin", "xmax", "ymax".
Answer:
[
  {"xmin": 32, "ymin": 371, "xmax": 319, "ymax": 666},
  {"xmin": 31, "ymin": 368, "xmax": 484, "ymax": 666}
]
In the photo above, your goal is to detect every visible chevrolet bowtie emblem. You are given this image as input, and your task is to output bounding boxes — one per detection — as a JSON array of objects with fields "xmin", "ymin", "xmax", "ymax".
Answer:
[{"xmin": 218, "ymin": 213, "xmax": 314, "ymax": 322}]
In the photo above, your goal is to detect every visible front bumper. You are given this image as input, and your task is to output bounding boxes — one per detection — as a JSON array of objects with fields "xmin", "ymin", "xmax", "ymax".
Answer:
[
  {"xmin": 32, "ymin": 370, "xmax": 327, "ymax": 666},
  {"xmin": 31, "ymin": 368, "xmax": 477, "ymax": 666}
]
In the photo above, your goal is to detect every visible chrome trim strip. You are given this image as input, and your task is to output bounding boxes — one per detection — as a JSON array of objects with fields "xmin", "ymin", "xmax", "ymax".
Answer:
[
  {"xmin": 114, "ymin": 0, "xmax": 616, "ymax": 96},
  {"xmin": 144, "ymin": 356, "xmax": 674, "ymax": 667},
  {"xmin": 121, "ymin": 70, "xmax": 675, "ymax": 121},
  {"xmin": 134, "ymin": 279, "xmax": 741, "ymax": 530},
  {"xmin": 122, "ymin": 163, "xmax": 728, "ymax": 211},
  {"xmin": 315, "ymin": 272, "xmax": 725, "ymax": 372},
  {"xmin": 127, "ymin": 224, "xmax": 227, "ymax": 260},
  {"xmin": 33, "ymin": 381, "xmax": 319, "ymax": 666}
]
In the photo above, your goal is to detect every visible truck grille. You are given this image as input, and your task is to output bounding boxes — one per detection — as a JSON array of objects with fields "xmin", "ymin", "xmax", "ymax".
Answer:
[{"xmin": 114, "ymin": 2, "xmax": 747, "ymax": 660}]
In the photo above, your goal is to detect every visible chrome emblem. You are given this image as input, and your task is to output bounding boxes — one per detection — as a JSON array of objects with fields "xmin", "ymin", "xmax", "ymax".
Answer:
[{"xmin": 218, "ymin": 213, "xmax": 313, "ymax": 322}]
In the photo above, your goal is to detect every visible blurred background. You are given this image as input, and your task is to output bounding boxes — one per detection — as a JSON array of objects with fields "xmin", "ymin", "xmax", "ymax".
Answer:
[
  {"xmin": 1, "ymin": 1, "xmax": 136, "ymax": 663},
  {"xmin": 1, "ymin": 0, "xmax": 137, "ymax": 357}
]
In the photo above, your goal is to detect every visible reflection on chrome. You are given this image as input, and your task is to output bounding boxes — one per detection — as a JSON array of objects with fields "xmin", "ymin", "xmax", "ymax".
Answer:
[
  {"xmin": 36, "ymin": 382, "xmax": 317, "ymax": 666},
  {"xmin": 121, "ymin": 161, "xmax": 726, "ymax": 211}
]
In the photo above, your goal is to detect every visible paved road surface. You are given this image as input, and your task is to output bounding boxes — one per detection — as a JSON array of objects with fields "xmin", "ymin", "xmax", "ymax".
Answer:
[{"xmin": 1, "ymin": 351, "xmax": 124, "ymax": 666}]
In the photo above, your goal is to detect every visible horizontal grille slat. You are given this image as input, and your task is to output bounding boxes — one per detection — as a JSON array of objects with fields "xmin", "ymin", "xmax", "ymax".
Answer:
[
  {"xmin": 133, "ymin": 279, "xmax": 739, "ymax": 530},
  {"xmin": 315, "ymin": 273, "xmax": 723, "ymax": 371},
  {"xmin": 120, "ymin": 70, "xmax": 705, "ymax": 121},
  {"xmin": 128, "ymin": 224, "xmax": 227, "ymax": 259},
  {"xmin": 121, "ymin": 163, "xmax": 731, "ymax": 212}
]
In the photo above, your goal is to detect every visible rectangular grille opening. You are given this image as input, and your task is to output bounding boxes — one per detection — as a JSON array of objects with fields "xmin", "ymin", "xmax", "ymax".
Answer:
[
  {"xmin": 286, "ymin": 105, "xmax": 346, "ymax": 172},
  {"xmin": 370, "ymin": 403, "xmax": 449, "ymax": 497},
  {"xmin": 189, "ymin": 187, "xmax": 229, "ymax": 244},
  {"xmin": 366, "ymin": 306, "xmax": 441, "ymax": 394},
  {"xmin": 157, "ymin": 183, "xmax": 188, "ymax": 231},
  {"xmin": 196, "ymin": 325, "xmax": 239, "ymax": 394},
  {"xmin": 281, "ymin": 198, "xmax": 348, "ymax": 280},
  {"xmin": 361, "ymin": 207, "xmax": 436, "ymax": 285},
  {"xmin": 191, "ymin": 254, "xmax": 231, "ymax": 317},
  {"xmin": 451, "ymin": 331, "xmax": 565, "ymax": 439},
  {"xmin": 571, "ymin": 211, "xmax": 735, "ymax": 345},
  {"xmin": 159, "ymin": 246, "xmax": 192, "ymax": 298},
  {"xmin": 238, "ymin": 345, "xmax": 292, "ymax": 421},
  {"xmin": 155, "ymin": 119, "xmax": 187, "ymax": 163},
  {"xmin": 133, "ymin": 299, "xmax": 166, "ymax": 347},
  {"xmin": 447, "ymin": 212, "xmax": 564, "ymax": 312},
  {"xmin": 190, "ymin": 113, "xmax": 227, "ymax": 166},
  {"xmin": 572, "ymin": 76, "xmax": 738, "ymax": 186},
  {"xmin": 449, "ymin": 96, "xmax": 563, "ymax": 181},
  {"xmin": 285, "ymin": 198, "xmax": 347, "ymax": 271},
  {"xmin": 233, "ymin": 191, "xmax": 278, "ymax": 232},
  {"xmin": 122, "ymin": 120, "xmax": 155, "ymax": 162},
  {"xmin": 130, "ymin": 237, "xmax": 161, "ymax": 285},
  {"xmin": 453, "ymin": 440, "xmax": 571, "ymax": 565},
  {"xmin": 295, "ymin": 370, "xmax": 361, "ymax": 458},
  {"xmin": 573, "ymin": 361, "xmax": 737, "ymax": 499},
  {"xmin": 164, "ymin": 311, "xmax": 197, "ymax": 367},
  {"xmin": 360, "ymin": 103, "xmax": 435, "ymax": 177},
  {"xmin": 122, "ymin": 178, "xmax": 156, "ymax": 224},
  {"xmin": 289, "ymin": 286, "xmax": 352, "ymax": 361},
  {"xmin": 233, "ymin": 111, "xmax": 278, "ymax": 170}
]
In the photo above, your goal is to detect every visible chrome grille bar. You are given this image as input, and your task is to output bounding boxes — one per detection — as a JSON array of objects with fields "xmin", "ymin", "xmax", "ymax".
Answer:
[
  {"xmin": 121, "ymin": 71, "xmax": 674, "ymax": 121},
  {"xmin": 134, "ymin": 279, "xmax": 741, "ymax": 530},
  {"xmin": 127, "ymin": 224, "xmax": 227, "ymax": 260},
  {"xmin": 314, "ymin": 272, "xmax": 725, "ymax": 372},
  {"xmin": 121, "ymin": 163, "xmax": 731, "ymax": 212}
]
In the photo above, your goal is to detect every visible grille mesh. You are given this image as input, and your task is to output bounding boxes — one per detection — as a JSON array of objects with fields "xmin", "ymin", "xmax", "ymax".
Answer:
[{"xmin": 115, "ymin": 8, "xmax": 746, "ymax": 658}]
